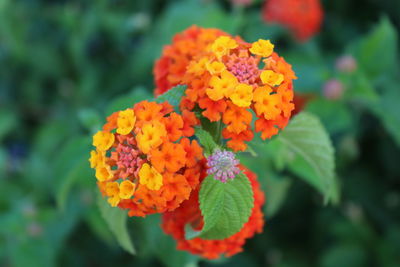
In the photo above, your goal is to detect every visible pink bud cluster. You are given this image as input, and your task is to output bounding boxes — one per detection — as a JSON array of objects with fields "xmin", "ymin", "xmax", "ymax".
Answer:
[{"xmin": 206, "ymin": 149, "xmax": 240, "ymax": 183}]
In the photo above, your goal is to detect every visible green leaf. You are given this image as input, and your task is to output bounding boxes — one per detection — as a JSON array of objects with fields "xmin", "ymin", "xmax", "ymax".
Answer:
[
  {"xmin": 0, "ymin": 107, "xmax": 18, "ymax": 142},
  {"xmin": 349, "ymin": 16, "xmax": 398, "ymax": 81},
  {"xmin": 155, "ymin": 84, "xmax": 187, "ymax": 109},
  {"xmin": 263, "ymin": 175, "xmax": 292, "ymax": 217},
  {"xmin": 97, "ymin": 192, "xmax": 136, "ymax": 255},
  {"xmin": 0, "ymin": 148, "xmax": 7, "ymax": 175},
  {"xmin": 53, "ymin": 136, "xmax": 92, "ymax": 210},
  {"xmin": 84, "ymin": 208, "xmax": 115, "ymax": 246},
  {"xmin": 194, "ymin": 127, "xmax": 219, "ymax": 156},
  {"xmin": 244, "ymin": 143, "xmax": 258, "ymax": 157},
  {"xmin": 342, "ymin": 71, "xmax": 379, "ymax": 104},
  {"xmin": 305, "ymin": 99, "xmax": 354, "ymax": 135},
  {"xmin": 78, "ymin": 108, "xmax": 102, "ymax": 133},
  {"xmin": 56, "ymin": 157, "xmax": 93, "ymax": 211},
  {"xmin": 277, "ymin": 112, "xmax": 337, "ymax": 203},
  {"xmin": 187, "ymin": 173, "xmax": 253, "ymax": 240},
  {"xmin": 369, "ymin": 81, "xmax": 400, "ymax": 147},
  {"xmin": 320, "ymin": 244, "xmax": 367, "ymax": 267}
]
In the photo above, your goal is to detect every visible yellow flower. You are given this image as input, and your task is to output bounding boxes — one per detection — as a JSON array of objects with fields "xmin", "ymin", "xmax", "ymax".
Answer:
[
  {"xmin": 136, "ymin": 122, "xmax": 167, "ymax": 154},
  {"xmin": 117, "ymin": 109, "xmax": 136, "ymax": 135},
  {"xmin": 139, "ymin": 163, "xmax": 163, "ymax": 190},
  {"xmin": 229, "ymin": 83, "xmax": 253, "ymax": 107},
  {"xmin": 89, "ymin": 149, "xmax": 105, "ymax": 169},
  {"xmin": 206, "ymin": 71, "xmax": 238, "ymax": 101},
  {"xmin": 188, "ymin": 57, "xmax": 209, "ymax": 75},
  {"xmin": 107, "ymin": 196, "xmax": 120, "ymax": 207},
  {"xmin": 95, "ymin": 164, "xmax": 113, "ymax": 181},
  {"xmin": 119, "ymin": 180, "xmax": 136, "ymax": 199},
  {"xmin": 260, "ymin": 70, "xmax": 284, "ymax": 86},
  {"xmin": 206, "ymin": 60, "xmax": 226, "ymax": 75},
  {"xmin": 93, "ymin": 131, "xmax": 114, "ymax": 151},
  {"xmin": 106, "ymin": 182, "xmax": 120, "ymax": 207},
  {"xmin": 249, "ymin": 39, "xmax": 274, "ymax": 57},
  {"xmin": 253, "ymin": 86, "xmax": 282, "ymax": 120},
  {"xmin": 211, "ymin": 36, "xmax": 238, "ymax": 59}
]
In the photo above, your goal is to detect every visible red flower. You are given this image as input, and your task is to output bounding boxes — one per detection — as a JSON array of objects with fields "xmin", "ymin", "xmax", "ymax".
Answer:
[{"xmin": 262, "ymin": 0, "xmax": 323, "ymax": 42}]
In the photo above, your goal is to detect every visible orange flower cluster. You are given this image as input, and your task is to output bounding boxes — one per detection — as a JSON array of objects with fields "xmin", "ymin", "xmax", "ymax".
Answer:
[
  {"xmin": 89, "ymin": 100, "xmax": 204, "ymax": 217},
  {"xmin": 262, "ymin": 0, "xmax": 323, "ymax": 42},
  {"xmin": 154, "ymin": 26, "xmax": 297, "ymax": 151},
  {"xmin": 161, "ymin": 166, "xmax": 265, "ymax": 260}
]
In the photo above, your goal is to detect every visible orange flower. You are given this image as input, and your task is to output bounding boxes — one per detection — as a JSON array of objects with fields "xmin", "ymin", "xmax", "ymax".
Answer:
[
  {"xmin": 162, "ymin": 166, "xmax": 265, "ymax": 259},
  {"xmin": 136, "ymin": 121, "xmax": 167, "ymax": 154},
  {"xmin": 255, "ymin": 115, "xmax": 289, "ymax": 140},
  {"xmin": 181, "ymin": 110, "xmax": 199, "ymax": 137},
  {"xmin": 150, "ymin": 142, "xmax": 187, "ymax": 173},
  {"xmin": 181, "ymin": 138, "xmax": 203, "ymax": 168},
  {"xmin": 277, "ymin": 83, "xmax": 295, "ymax": 117},
  {"xmin": 198, "ymin": 98, "xmax": 227, "ymax": 122},
  {"xmin": 103, "ymin": 111, "xmax": 119, "ymax": 132},
  {"xmin": 162, "ymin": 112, "xmax": 184, "ymax": 142},
  {"xmin": 222, "ymin": 101, "xmax": 252, "ymax": 134},
  {"xmin": 134, "ymin": 100, "xmax": 163, "ymax": 126},
  {"xmin": 223, "ymin": 127, "xmax": 254, "ymax": 151},
  {"xmin": 253, "ymin": 86, "xmax": 282, "ymax": 120},
  {"xmin": 262, "ymin": 0, "xmax": 323, "ymax": 42},
  {"xmin": 183, "ymin": 163, "xmax": 204, "ymax": 189},
  {"xmin": 161, "ymin": 172, "xmax": 192, "ymax": 209},
  {"xmin": 89, "ymin": 100, "xmax": 204, "ymax": 217},
  {"xmin": 206, "ymin": 71, "xmax": 238, "ymax": 101}
]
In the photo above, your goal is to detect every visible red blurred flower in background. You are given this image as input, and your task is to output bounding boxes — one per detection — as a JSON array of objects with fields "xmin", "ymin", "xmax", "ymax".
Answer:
[{"xmin": 262, "ymin": 0, "xmax": 323, "ymax": 42}]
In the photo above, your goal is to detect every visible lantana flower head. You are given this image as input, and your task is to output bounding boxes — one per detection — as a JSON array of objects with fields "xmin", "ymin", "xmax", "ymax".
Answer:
[
  {"xmin": 162, "ymin": 166, "xmax": 265, "ymax": 259},
  {"xmin": 154, "ymin": 26, "xmax": 297, "ymax": 151},
  {"xmin": 89, "ymin": 100, "xmax": 204, "ymax": 217},
  {"xmin": 262, "ymin": 0, "xmax": 323, "ymax": 42}
]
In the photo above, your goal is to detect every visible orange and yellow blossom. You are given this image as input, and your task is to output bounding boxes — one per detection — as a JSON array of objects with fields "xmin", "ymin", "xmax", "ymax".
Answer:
[
  {"xmin": 116, "ymin": 108, "xmax": 136, "ymax": 135},
  {"xmin": 136, "ymin": 121, "xmax": 167, "ymax": 154},
  {"xmin": 139, "ymin": 163, "xmax": 163, "ymax": 190},
  {"xmin": 89, "ymin": 100, "xmax": 204, "ymax": 217},
  {"xmin": 206, "ymin": 70, "xmax": 238, "ymax": 101},
  {"xmin": 93, "ymin": 131, "xmax": 114, "ymax": 151},
  {"xmin": 153, "ymin": 26, "xmax": 297, "ymax": 151}
]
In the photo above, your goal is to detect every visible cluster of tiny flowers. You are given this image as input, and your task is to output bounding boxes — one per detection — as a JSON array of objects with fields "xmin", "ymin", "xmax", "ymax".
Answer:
[
  {"xmin": 162, "ymin": 166, "xmax": 265, "ymax": 259},
  {"xmin": 154, "ymin": 26, "xmax": 297, "ymax": 152},
  {"xmin": 262, "ymin": 0, "xmax": 323, "ymax": 42},
  {"xmin": 207, "ymin": 149, "xmax": 240, "ymax": 183},
  {"xmin": 89, "ymin": 100, "xmax": 204, "ymax": 217}
]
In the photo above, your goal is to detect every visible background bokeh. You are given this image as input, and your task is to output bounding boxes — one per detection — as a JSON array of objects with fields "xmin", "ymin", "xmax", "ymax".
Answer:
[{"xmin": 1, "ymin": 0, "xmax": 399, "ymax": 266}]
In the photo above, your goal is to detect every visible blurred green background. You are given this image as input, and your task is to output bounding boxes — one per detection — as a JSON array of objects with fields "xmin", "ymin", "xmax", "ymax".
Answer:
[{"xmin": 1, "ymin": 0, "xmax": 399, "ymax": 266}]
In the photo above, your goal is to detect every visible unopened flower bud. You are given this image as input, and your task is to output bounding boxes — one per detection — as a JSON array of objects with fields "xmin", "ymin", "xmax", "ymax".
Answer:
[
  {"xmin": 323, "ymin": 79, "xmax": 344, "ymax": 100},
  {"xmin": 207, "ymin": 149, "xmax": 240, "ymax": 183},
  {"xmin": 335, "ymin": 55, "xmax": 357, "ymax": 73}
]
